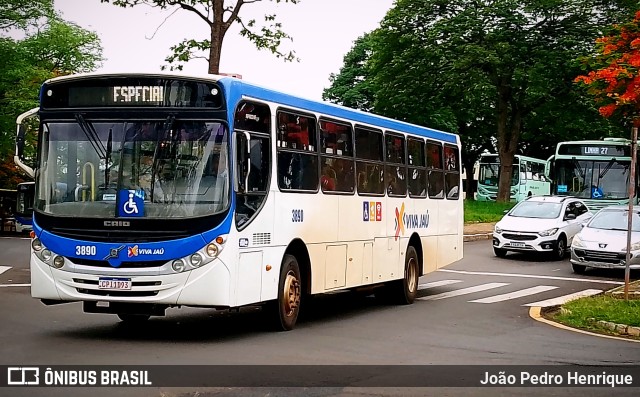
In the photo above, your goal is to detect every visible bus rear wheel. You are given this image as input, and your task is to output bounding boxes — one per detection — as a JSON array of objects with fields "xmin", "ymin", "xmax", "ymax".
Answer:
[
  {"xmin": 376, "ymin": 246, "xmax": 419, "ymax": 304},
  {"xmin": 267, "ymin": 254, "xmax": 302, "ymax": 331}
]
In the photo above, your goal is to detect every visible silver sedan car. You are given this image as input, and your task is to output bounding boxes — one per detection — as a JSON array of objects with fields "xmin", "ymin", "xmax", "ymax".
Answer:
[{"xmin": 570, "ymin": 205, "xmax": 640, "ymax": 273}]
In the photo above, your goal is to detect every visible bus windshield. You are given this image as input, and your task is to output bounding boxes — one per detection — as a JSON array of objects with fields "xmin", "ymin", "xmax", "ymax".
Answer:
[
  {"xmin": 36, "ymin": 119, "xmax": 229, "ymax": 218},
  {"xmin": 554, "ymin": 159, "xmax": 630, "ymax": 199},
  {"xmin": 478, "ymin": 163, "xmax": 519, "ymax": 186}
]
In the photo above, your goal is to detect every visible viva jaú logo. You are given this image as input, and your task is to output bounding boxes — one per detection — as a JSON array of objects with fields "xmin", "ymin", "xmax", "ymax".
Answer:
[{"xmin": 395, "ymin": 203, "xmax": 430, "ymax": 240}]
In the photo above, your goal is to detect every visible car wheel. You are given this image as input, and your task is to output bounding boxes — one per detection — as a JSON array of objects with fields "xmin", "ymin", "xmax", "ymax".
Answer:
[
  {"xmin": 572, "ymin": 263, "xmax": 587, "ymax": 274},
  {"xmin": 553, "ymin": 237, "xmax": 566, "ymax": 261},
  {"xmin": 493, "ymin": 247, "xmax": 507, "ymax": 258}
]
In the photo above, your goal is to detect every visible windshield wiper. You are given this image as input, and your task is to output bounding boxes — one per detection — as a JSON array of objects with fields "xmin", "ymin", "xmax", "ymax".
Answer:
[
  {"xmin": 150, "ymin": 115, "xmax": 176, "ymax": 200},
  {"xmin": 104, "ymin": 129, "xmax": 113, "ymax": 187},
  {"xmin": 75, "ymin": 113, "xmax": 107, "ymax": 159},
  {"xmin": 598, "ymin": 158, "xmax": 616, "ymax": 179}
]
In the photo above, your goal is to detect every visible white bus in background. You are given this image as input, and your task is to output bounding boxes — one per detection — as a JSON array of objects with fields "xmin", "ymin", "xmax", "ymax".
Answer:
[
  {"xmin": 476, "ymin": 154, "xmax": 551, "ymax": 202},
  {"xmin": 15, "ymin": 72, "xmax": 464, "ymax": 331}
]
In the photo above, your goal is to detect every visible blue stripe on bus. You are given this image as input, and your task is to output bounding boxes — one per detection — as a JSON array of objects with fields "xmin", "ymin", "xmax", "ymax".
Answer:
[
  {"xmin": 218, "ymin": 78, "xmax": 458, "ymax": 144},
  {"xmin": 32, "ymin": 213, "xmax": 233, "ymax": 268}
]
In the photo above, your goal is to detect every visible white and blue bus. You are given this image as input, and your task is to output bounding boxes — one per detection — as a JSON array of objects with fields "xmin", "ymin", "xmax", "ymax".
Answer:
[
  {"xmin": 15, "ymin": 72, "xmax": 463, "ymax": 330},
  {"xmin": 14, "ymin": 181, "xmax": 35, "ymax": 233}
]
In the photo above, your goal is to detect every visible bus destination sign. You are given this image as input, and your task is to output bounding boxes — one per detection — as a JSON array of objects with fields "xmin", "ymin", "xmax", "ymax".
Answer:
[
  {"xmin": 583, "ymin": 146, "xmax": 609, "ymax": 155},
  {"xmin": 558, "ymin": 143, "xmax": 630, "ymax": 157},
  {"xmin": 112, "ymin": 86, "xmax": 164, "ymax": 104},
  {"xmin": 40, "ymin": 77, "xmax": 223, "ymax": 109}
]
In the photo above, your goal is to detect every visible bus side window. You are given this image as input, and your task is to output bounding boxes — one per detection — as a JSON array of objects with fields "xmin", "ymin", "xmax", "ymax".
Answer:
[{"xmin": 427, "ymin": 141, "xmax": 445, "ymax": 199}]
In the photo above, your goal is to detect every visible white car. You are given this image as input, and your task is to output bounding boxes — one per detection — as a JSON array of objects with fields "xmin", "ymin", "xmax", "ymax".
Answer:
[
  {"xmin": 570, "ymin": 205, "xmax": 640, "ymax": 273},
  {"xmin": 493, "ymin": 196, "xmax": 593, "ymax": 260}
]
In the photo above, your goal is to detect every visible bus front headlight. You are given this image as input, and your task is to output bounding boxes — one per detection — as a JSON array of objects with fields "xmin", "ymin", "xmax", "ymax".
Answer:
[{"xmin": 32, "ymin": 238, "xmax": 43, "ymax": 252}]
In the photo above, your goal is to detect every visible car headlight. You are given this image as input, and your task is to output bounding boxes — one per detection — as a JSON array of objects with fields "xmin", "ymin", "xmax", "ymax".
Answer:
[
  {"xmin": 494, "ymin": 226, "xmax": 503, "ymax": 234},
  {"xmin": 572, "ymin": 235, "xmax": 585, "ymax": 248},
  {"xmin": 538, "ymin": 228, "xmax": 559, "ymax": 237},
  {"xmin": 630, "ymin": 241, "xmax": 640, "ymax": 251}
]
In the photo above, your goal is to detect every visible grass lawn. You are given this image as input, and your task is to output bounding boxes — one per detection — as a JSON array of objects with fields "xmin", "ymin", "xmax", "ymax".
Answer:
[
  {"xmin": 550, "ymin": 294, "xmax": 640, "ymax": 332},
  {"xmin": 464, "ymin": 200, "xmax": 515, "ymax": 223}
]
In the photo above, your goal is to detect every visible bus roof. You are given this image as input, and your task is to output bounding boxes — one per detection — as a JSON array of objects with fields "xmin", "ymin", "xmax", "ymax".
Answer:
[
  {"xmin": 479, "ymin": 153, "xmax": 547, "ymax": 163},
  {"xmin": 41, "ymin": 72, "xmax": 459, "ymax": 144}
]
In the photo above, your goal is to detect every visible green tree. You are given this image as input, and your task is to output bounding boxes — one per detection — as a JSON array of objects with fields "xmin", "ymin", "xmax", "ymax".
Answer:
[
  {"xmin": 373, "ymin": 0, "xmax": 636, "ymax": 202},
  {"xmin": 0, "ymin": 11, "xmax": 103, "ymax": 188},
  {"xmin": 0, "ymin": 0, "xmax": 53, "ymax": 30},
  {"xmin": 101, "ymin": 0, "xmax": 299, "ymax": 74},
  {"xmin": 323, "ymin": 33, "xmax": 376, "ymax": 111}
]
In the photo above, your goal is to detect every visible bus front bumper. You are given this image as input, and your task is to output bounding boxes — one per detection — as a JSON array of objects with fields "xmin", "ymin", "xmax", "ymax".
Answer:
[{"xmin": 30, "ymin": 254, "xmax": 232, "ymax": 307}]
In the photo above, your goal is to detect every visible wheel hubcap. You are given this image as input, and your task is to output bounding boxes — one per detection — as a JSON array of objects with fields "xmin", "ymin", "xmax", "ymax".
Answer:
[
  {"xmin": 283, "ymin": 270, "xmax": 300, "ymax": 317},
  {"xmin": 407, "ymin": 257, "xmax": 418, "ymax": 293},
  {"xmin": 558, "ymin": 242, "xmax": 564, "ymax": 256}
]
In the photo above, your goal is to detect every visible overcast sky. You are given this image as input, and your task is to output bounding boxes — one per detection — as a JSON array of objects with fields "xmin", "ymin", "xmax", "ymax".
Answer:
[{"xmin": 54, "ymin": 0, "xmax": 395, "ymax": 101}]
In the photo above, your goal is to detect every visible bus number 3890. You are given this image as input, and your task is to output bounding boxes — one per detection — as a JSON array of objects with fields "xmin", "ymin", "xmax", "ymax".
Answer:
[
  {"xmin": 75, "ymin": 245, "xmax": 97, "ymax": 256},
  {"xmin": 292, "ymin": 209, "xmax": 304, "ymax": 223}
]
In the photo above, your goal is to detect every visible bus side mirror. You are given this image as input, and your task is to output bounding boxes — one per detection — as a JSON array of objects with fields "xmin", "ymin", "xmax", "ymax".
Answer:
[
  {"xmin": 15, "ymin": 107, "xmax": 39, "ymax": 179},
  {"xmin": 16, "ymin": 125, "xmax": 26, "ymax": 159},
  {"xmin": 234, "ymin": 132, "xmax": 250, "ymax": 194}
]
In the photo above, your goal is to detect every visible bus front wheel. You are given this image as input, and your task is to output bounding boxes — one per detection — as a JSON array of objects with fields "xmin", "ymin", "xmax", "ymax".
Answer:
[{"xmin": 267, "ymin": 254, "xmax": 302, "ymax": 331}]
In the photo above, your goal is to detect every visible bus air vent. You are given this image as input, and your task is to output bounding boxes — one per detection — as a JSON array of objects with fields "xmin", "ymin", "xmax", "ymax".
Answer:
[{"xmin": 252, "ymin": 233, "xmax": 271, "ymax": 245}]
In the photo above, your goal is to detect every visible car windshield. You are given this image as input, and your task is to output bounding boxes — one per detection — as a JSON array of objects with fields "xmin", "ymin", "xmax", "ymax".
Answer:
[
  {"xmin": 588, "ymin": 209, "xmax": 640, "ymax": 232},
  {"xmin": 509, "ymin": 201, "xmax": 562, "ymax": 219}
]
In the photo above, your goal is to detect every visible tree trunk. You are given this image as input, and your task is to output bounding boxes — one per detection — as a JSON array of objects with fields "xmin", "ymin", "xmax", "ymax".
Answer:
[
  {"xmin": 495, "ymin": 78, "xmax": 523, "ymax": 202},
  {"xmin": 208, "ymin": 27, "xmax": 224, "ymax": 75},
  {"xmin": 463, "ymin": 161, "xmax": 476, "ymax": 201}
]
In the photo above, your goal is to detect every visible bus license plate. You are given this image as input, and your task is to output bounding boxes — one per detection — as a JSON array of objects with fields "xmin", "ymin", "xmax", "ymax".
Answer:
[
  {"xmin": 98, "ymin": 278, "xmax": 132, "ymax": 290},
  {"xmin": 510, "ymin": 242, "xmax": 526, "ymax": 248}
]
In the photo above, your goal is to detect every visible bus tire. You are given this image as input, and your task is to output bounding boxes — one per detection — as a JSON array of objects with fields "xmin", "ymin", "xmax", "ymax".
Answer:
[
  {"xmin": 396, "ymin": 246, "xmax": 419, "ymax": 304},
  {"xmin": 377, "ymin": 246, "xmax": 419, "ymax": 305},
  {"xmin": 267, "ymin": 254, "xmax": 302, "ymax": 331},
  {"xmin": 117, "ymin": 313, "xmax": 150, "ymax": 323}
]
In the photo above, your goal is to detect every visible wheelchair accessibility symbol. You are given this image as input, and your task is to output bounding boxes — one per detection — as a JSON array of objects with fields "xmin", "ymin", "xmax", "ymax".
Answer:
[{"xmin": 118, "ymin": 189, "xmax": 145, "ymax": 217}]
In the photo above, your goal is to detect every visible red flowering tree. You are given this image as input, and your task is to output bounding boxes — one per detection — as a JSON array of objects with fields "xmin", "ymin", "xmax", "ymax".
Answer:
[
  {"xmin": 575, "ymin": 10, "xmax": 640, "ymax": 125},
  {"xmin": 575, "ymin": 11, "xmax": 640, "ymax": 299}
]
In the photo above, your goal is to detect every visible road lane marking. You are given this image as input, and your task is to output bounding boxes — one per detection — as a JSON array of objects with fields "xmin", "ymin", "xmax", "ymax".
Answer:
[
  {"xmin": 0, "ymin": 266, "xmax": 10, "ymax": 275},
  {"xmin": 418, "ymin": 280, "xmax": 463, "ymax": 290},
  {"xmin": 0, "ymin": 283, "xmax": 30, "ymax": 287},
  {"xmin": 417, "ymin": 282, "xmax": 509, "ymax": 301},
  {"xmin": 438, "ymin": 269, "xmax": 624, "ymax": 285},
  {"xmin": 469, "ymin": 285, "xmax": 558, "ymax": 304},
  {"xmin": 523, "ymin": 289, "xmax": 603, "ymax": 307}
]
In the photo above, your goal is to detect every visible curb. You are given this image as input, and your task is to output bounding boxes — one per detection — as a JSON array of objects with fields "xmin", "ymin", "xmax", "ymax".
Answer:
[
  {"xmin": 463, "ymin": 233, "xmax": 493, "ymax": 242},
  {"xmin": 528, "ymin": 306, "xmax": 640, "ymax": 343}
]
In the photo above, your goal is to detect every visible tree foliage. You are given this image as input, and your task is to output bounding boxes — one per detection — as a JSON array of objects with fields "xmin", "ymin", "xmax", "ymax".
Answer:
[
  {"xmin": 101, "ymin": 0, "xmax": 299, "ymax": 74},
  {"xmin": 324, "ymin": 0, "xmax": 634, "ymax": 202},
  {"xmin": 0, "ymin": 4, "xmax": 103, "ymax": 189},
  {"xmin": 576, "ymin": 10, "xmax": 640, "ymax": 125},
  {"xmin": 0, "ymin": 0, "xmax": 54, "ymax": 30},
  {"xmin": 323, "ymin": 33, "xmax": 376, "ymax": 111}
]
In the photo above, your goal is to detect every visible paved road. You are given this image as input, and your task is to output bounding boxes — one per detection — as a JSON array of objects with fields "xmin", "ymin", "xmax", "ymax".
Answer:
[{"xmin": 0, "ymin": 237, "xmax": 638, "ymax": 396}]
